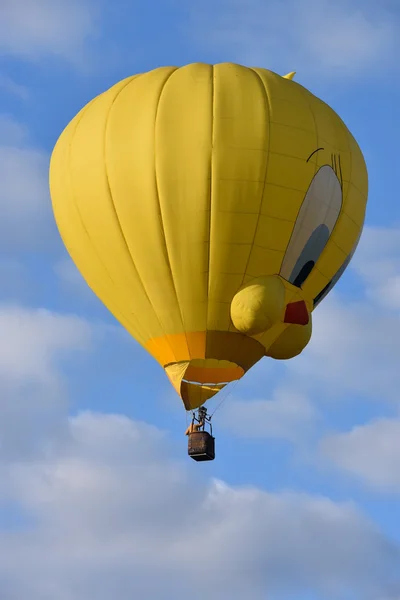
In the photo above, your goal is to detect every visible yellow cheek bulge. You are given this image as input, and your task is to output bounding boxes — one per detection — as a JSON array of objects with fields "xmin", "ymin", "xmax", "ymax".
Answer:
[
  {"xmin": 230, "ymin": 275, "xmax": 286, "ymax": 336},
  {"xmin": 267, "ymin": 318, "xmax": 313, "ymax": 360}
]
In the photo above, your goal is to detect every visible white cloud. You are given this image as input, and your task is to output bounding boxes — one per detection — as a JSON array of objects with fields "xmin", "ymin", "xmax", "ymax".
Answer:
[
  {"xmin": 290, "ymin": 293, "xmax": 400, "ymax": 403},
  {"xmin": 0, "ymin": 410, "xmax": 399, "ymax": 600},
  {"xmin": 302, "ymin": 1, "xmax": 396, "ymax": 70},
  {"xmin": 0, "ymin": 305, "xmax": 91, "ymax": 383},
  {"xmin": 353, "ymin": 226, "xmax": 400, "ymax": 312},
  {"xmin": 321, "ymin": 417, "xmax": 400, "ymax": 493},
  {"xmin": 221, "ymin": 387, "xmax": 317, "ymax": 442},
  {"xmin": 0, "ymin": 0, "xmax": 98, "ymax": 64},
  {"xmin": 0, "ymin": 305, "xmax": 92, "ymax": 461},
  {"xmin": 190, "ymin": 0, "xmax": 398, "ymax": 74},
  {"xmin": 0, "ymin": 115, "xmax": 57, "ymax": 251}
]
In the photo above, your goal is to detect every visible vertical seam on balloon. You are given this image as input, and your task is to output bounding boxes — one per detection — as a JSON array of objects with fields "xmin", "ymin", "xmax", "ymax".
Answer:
[
  {"xmin": 205, "ymin": 64, "xmax": 215, "ymax": 349},
  {"xmin": 237, "ymin": 67, "xmax": 272, "ymax": 287},
  {"xmin": 103, "ymin": 75, "xmax": 171, "ymax": 347},
  {"xmin": 153, "ymin": 69, "xmax": 186, "ymax": 363},
  {"xmin": 65, "ymin": 89, "xmax": 148, "ymax": 345}
]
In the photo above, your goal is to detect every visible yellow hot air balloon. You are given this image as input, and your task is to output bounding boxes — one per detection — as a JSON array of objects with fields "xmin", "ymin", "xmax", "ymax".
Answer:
[{"xmin": 49, "ymin": 63, "xmax": 368, "ymax": 422}]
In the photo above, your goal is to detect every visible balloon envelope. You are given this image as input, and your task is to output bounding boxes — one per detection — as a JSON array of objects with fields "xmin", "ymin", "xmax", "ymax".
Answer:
[{"xmin": 49, "ymin": 63, "xmax": 368, "ymax": 410}]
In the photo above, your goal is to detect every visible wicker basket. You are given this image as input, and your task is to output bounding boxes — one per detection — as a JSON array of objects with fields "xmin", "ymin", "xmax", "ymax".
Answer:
[{"xmin": 188, "ymin": 431, "xmax": 215, "ymax": 461}]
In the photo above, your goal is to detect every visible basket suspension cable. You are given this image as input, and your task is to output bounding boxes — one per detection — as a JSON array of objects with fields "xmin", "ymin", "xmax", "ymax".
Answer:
[
  {"xmin": 209, "ymin": 377, "xmax": 241, "ymax": 418},
  {"xmin": 186, "ymin": 376, "xmax": 239, "ymax": 434}
]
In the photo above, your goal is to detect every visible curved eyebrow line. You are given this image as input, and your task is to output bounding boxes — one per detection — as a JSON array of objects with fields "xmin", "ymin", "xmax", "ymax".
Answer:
[{"xmin": 306, "ymin": 147, "xmax": 325, "ymax": 162}]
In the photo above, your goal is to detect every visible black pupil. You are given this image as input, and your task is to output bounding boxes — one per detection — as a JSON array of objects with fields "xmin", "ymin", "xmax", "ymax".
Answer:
[{"xmin": 293, "ymin": 261, "xmax": 315, "ymax": 287}]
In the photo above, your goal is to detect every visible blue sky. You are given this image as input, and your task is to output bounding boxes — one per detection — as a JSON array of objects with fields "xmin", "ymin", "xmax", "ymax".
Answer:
[{"xmin": 0, "ymin": 0, "xmax": 400, "ymax": 598}]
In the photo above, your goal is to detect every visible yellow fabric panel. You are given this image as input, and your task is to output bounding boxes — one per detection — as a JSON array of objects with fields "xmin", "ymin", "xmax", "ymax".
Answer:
[
  {"xmin": 254, "ymin": 216, "xmax": 295, "ymax": 252},
  {"xmin": 265, "ymin": 82, "xmax": 315, "ymax": 129},
  {"xmin": 187, "ymin": 358, "xmax": 244, "ymax": 383},
  {"xmin": 205, "ymin": 330, "xmax": 265, "ymax": 370},
  {"xmin": 181, "ymin": 382, "xmax": 226, "ymax": 411},
  {"xmin": 282, "ymin": 279, "xmax": 303, "ymax": 305},
  {"xmin": 242, "ymin": 69, "xmax": 317, "ymax": 287},
  {"xmin": 154, "ymin": 63, "xmax": 213, "ymax": 333},
  {"xmin": 165, "ymin": 361, "xmax": 190, "ymax": 395},
  {"xmin": 267, "ymin": 318, "xmax": 312, "ymax": 359},
  {"xmin": 67, "ymin": 79, "xmax": 168, "ymax": 343},
  {"xmin": 343, "ymin": 183, "xmax": 367, "ymax": 226},
  {"xmin": 185, "ymin": 365, "xmax": 243, "ymax": 384},
  {"xmin": 190, "ymin": 358, "xmax": 236, "ymax": 369},
  {"xmin": 301, "ymin": 268, "xmax": 331, "ymax": 299},
  {"xmin": 209, "ymin": 273, "xmax": 247, "ymax": 304},
  {"xmin": 267, "ymin": 153, "xmax": 315, "ymax": 191},
  {"xmin": 165, "ymin": 362, "xmax": 226, "ymax": 409},
  {"xmin": 105, "ymin": 66, "xmax": 193, "ymax": 348},
  {"xmin": 269, "ymin": 122, "xmax": 317, "ymax": 160},
  {"xmin": 208, "ymin": 63, "xmax": 270, "ymax": 330},
  {"xmin": 49, "ymin": 80, "xmax": 151, "ymax": 346},
  {"xmin": 146, "ymin": 331, "xmax": 205, "ymax": 364},
  {"xmin": 306, "ymin": 97, "xmax": 349, "ymax": 152},
  {"xmin": 246, "ymin": 247, "xmax": 284, "ymax": 279},
  {"xmin": 331, "ymin": 213, "xmax": 361, "ymax": 256},
  {"xmin": 256, "ymin": 321, "xmax": 288, "ymax": 350},
  {"xmin": 305, "ymin": 87, "xmax": 368, "ymax": 231},
  {"xmin": 315, "ymin": 242, "xmax": 347, "ymax": 281},
  {"xmin": 267, "ymin": 97, "xmax": 315, "ymax": 130},
  {"xmin": 345, "ymin": 134, "xmax": 368, "ymax": 199},
  {"xmin": 207, "ymin": 302, "xmax": 231, "ymax": 332},
  {"xmin": 261, "ymin": 184, "xmax": 305, "ymax": 221},
  {"xmin": 147, "ymin": 329, "xmax": 265, "ymax": 371}
]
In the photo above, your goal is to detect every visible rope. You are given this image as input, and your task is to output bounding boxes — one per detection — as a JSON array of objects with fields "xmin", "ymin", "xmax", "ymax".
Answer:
[
  {"xmin": 184, "ymin": 377, "xmax": 241, "ymax": 427},
  {"xmin": 209, "ymin": 377, "xmax": 241, "ymax": 418}
]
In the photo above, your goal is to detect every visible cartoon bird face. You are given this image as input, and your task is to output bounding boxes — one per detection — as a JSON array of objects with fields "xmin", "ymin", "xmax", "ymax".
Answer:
[
  {"xmin": 49, "ymin": 63, "xmax": 368, "ymax": 410},
  {"xmin": 230, "ymin": 70, "xmax": 368, "ymax": 364}
]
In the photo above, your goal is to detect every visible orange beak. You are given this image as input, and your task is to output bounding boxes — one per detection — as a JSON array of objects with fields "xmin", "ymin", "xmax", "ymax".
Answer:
[{"xmin": 284, "ymin": 300, "xmax": 309, "ymax": 326}]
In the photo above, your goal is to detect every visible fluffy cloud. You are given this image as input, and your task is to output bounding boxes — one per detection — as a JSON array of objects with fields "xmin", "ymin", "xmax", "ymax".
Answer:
[
  {"xmin": 221, "ymin": 387, "xmax": 318, "ymax": 442},
  {"xmin": 0, "ymin": 410, "xmax": 398, "ymax": 600},
  {"xmin": 0, "ymin": 114, "xmax": 57, "ymax": 251},
  {"xmin": 0, "ymin": 305, "xmax": 91, "ymax": 461},
  {"xmin": 0, "ymin": 0, "xmax": 98, "ymax": 64},
  {"xmin": 353, "ymin": 226, "xmax": 400, "ymax": 312},
  {"xmin": 0, "ymin": 301, "xmax": 397, "ymax": 598},
  {"xmin": 321, "ymin": 417, "xmax": 400, "ymax": 493},
  {"xmin": 0, "ymin": 305, "xmax": 91, "ymax": 383},
  {"xmin": 289, "ymin": 292, "xmax": 400, "ymax": 403},
  {"xmin": 190, "ymin": 0, "xmax": 398, "ymax": 74}
]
